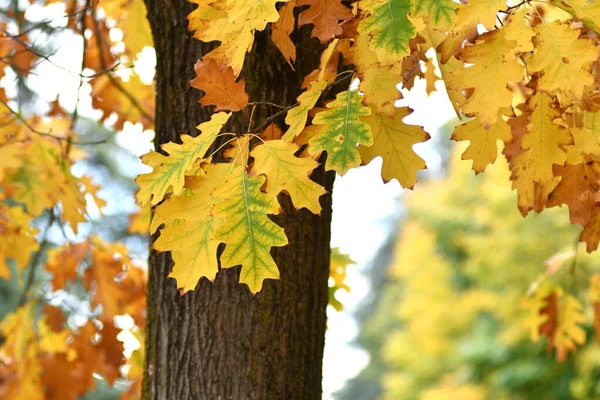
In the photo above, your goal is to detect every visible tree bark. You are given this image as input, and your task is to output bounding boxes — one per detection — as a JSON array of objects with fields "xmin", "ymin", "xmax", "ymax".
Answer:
[{"xmin": 142, "ymin": 1, "xmax": 335, "ymax": 399}]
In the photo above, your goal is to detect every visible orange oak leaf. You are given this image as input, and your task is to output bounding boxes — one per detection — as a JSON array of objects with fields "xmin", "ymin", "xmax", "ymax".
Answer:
[
  {"xmin": 190, "ymin": 59, "xmax": 249, "ymax": 112},
  {"xmin": 547, "ymin": 163, "xmax": 597, "ymax": 226},
  {"xmin": 297, "ymin": 0, "xmax": 353, "ymax": 43},
  {"xmin": 45, "ymin": 242, "xmax": 91, "ymax": 290},
  {"xmin": 271, "ymin": 0, "xmax": 297, "ymax": 67},
  {"xmin": 539, "ymin": 291, "xmax": 559, "ymax": 351}
]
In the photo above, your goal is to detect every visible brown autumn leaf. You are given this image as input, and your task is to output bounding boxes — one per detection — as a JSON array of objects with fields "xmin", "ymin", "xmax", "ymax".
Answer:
[
  {"xmin": 297, "ymin": 0, "xmax": 353, "ymax": 43},
  {"xmin": 190, "ymin": 59, "xmax": 249, "ymax": 112},
  {"xmin": 547, "ymin": 163, "xmax": 597, "ymax": 226},
  {"xmin": 260, "ymin": 123, "xmax": 284, "ymax": 141},
  {"xmin": 271, "ymin": 0, "xmax": 296, "ymax": 68},
  {"xmin": 539, "ymin": 291, "xmax": 559, "ymax": 352}
]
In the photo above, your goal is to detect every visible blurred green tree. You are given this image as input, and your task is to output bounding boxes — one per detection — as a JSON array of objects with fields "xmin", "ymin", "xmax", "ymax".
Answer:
[{"xmin": 343, "ymin": 145, "xmax": 600, "ymax": 400}]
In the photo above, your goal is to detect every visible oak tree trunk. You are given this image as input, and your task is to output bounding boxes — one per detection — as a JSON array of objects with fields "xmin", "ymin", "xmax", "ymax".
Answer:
[{"xmin": 142, "ymin": 1, "xmax": 335, "ymax": 399}]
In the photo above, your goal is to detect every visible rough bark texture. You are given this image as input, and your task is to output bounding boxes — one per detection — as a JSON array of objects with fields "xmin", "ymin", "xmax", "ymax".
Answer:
[{"xmin": 142, "ymin": 1, "xmax": 335, "ymax": 399}]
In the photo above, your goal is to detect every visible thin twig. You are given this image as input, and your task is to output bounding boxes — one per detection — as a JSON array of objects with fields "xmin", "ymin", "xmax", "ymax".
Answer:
[
  {"xmin": 0, "ymin": 27, "xmax": 120, "ymax": 79},
  {"xmin": 18, "ymin": 210, "xmax": 56, "ymax": 306},
  {"xmin": 90, "ymin": 8, "xmax": 154, "ymax": 125},
  {"xmin": 248, "ymin": 101, "xmax": 288, "ymax": 109},
  {"xmin": 0, "ymin": 97, "xmax": 107, "ymax": 145},
  {"xmin": 252, "ymin": 72, "xmax": 354, "ymax": 134},
  {"xmin": 67, "ymin": 0, "xmax": 91, "ymax": 157}
]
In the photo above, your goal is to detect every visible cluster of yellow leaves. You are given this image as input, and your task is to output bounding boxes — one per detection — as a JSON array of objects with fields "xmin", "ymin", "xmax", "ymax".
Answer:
[
  {"xmin": 85, "ymin": 0, "xmax": 155, "ymax": 130},
  {"xmin": 135, "ymin": 0, "xmax": 600, "ymax": 295},
  {"xmin": 139, "ymin": 0, "xmax": 429, "ymax": 293},
  {"xmin": 0, "ymin": 1, "xmax": 155, "ymax": 398},
  {"xmin": 329, "ymin": 247, "xmax": 354, "ymax": 311},
  {"xmin": 0, "ymin": 237, "xmax": 147, "ymax": 399}
]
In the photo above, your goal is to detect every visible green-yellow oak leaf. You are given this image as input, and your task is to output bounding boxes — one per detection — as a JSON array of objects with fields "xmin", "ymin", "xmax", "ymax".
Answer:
[
  {"xmin": 358, "ymin": 0, "xmax": 416, "ymax": 65},
  {"xmin": 136, "ymin": 111, "xmax": 231, "ymax": 206},
  {"xmin": 562, "ymin": 0, "xmax": 600, "ymax": 33},
  {"xmin": 283, "ymin": 80, "xmax": 327, "ymax": 142},
  {"xmin": 359, "ymin": 108, "xmax": 429, "ymax": 188},
  {"xmin": 213, "ymin": 171, "xmax": 288, "ymax": 293},
  {"xmin": 251, "ymin": 140, "xmax": 326, "ymax": 214},
  {"xmin": 308, "ymin": 90, "xmax": 373, "ymax": 174},
  {"xmin": 412, "ymin": 0, "xmax": 458, "ymax": 29},
  {"xmin": 153, "ymin": 163, "xmax": 230, "ymax": 294}
]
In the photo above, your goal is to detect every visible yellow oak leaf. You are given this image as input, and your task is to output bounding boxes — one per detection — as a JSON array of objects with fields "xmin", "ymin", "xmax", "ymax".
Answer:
[
  {"xmin": 521, "ymin": 93, "xmax": 571, "ymax": 183},
  {"xmin": 504, "ymin": 113, "xmax": 560, "ymax": 215},
  {"xmin": 188, "ymin": 0, "xmax": 283, "ymax": 76},
  {"xmin": 451, "ymin": 112, "xmax": 511, "ymax": 174},
  {"xmin": 117, "ymin": 0, "xmax": 152, "ymax": 57},
  {"xmin": 502, "ymin": 9, "xmax": 534, "ymax": 54},
  {"xmin": 527, "ymin": 21, "xmax": 599, "ymax": 99},
  {"xmin": 0, "ymin": 304, "xmax": 44, "ymax": 400},
  {"xmin": 449, "ymin": 29, "xmax": 523, "ymax": 127},
  {"xmin": 309, "ymin": 90, "xmax": 373, "ymax": 174},
  {"xmin": 565, "ymin": 128, "xmax": 600, "ymax": 165},
  {"xmin": 521, "ymin": 281, "xmax": 555, "ymax": 343},
  {"xmin": 554, "ymin": 294, "xmax": 586, "ymax": 362},
  {"xmin": 0, "ymin": 142, "xmax": 23, "ymax": 181},
  {"xmin": 271, "ymin": 0, "xmax": 297, "ymax": 67},
  {"xmin": 435, "ymin": 20, "xmax": 478, "ymax": 64},
  {"xmin": 6, "ymin": 156, "xmax": 55, "ymax": 217},
  {"xmin": 227, "ymin": 0, "xmax": 286, "ymax": 31},
  {"xmin": 423, "ymin": 57, "xmax": 439, "ymax": 95},
  {"xmin": 347, "ymin": 33, "xmax": 378, "ymax": 74},
  {"xmin": 509, "ymin": 152, "xmax": 559, "ymax": 216},
  {"xmin": 251, "ymin": 140, "xmax": 326, "ymax": 214},
  {"xmin": 564, "ymin": 109, "xmax": 600, "ymax": 164},
  {"xmin": 4, "ymin": 140, "xmax": 93, "ymax": 232},
  {"xmin": 0, "ymin": 205, "xmax": 38, "ymax": 279},
  {"xmin": 136, "ymin": 111, "xmax": 231, "ymax": 206},
  {"xmin": 359, "ymin": 65, "xmax": 402, "ymax": 117},
  {"xmin": 283, "ymin": 80, "xmax": 327, "ymax": 142},
  {"xmin": 128, "ymin": 205, "xmax": 151, "ymax": 235},
  {"xmin": 359, "ymin": 107, "xmax": 429, "ymax": 188},
  {"xmin": 213, "ymin": 171, "xmax": 288, "ymax": 293},
  {"xmin": 154, "ymin": 163, "xmax": 230, "ymax": 293},
  {"xmin": 454, "ymin": 0, "xmax": 507, "ymax": 31},
  {"xmin": 188, "ymin": 10, "xmax": 254, "ymax": 76}
]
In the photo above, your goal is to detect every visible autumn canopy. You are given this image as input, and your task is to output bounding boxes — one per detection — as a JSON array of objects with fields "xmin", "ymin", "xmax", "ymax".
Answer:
[{"xmin": 3, "ymin": 0, "xmax": 600, "ymax": 397}]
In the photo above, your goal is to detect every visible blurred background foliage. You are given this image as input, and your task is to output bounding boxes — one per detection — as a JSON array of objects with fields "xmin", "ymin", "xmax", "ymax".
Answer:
[{"xmin": 338, "ymin": 144, "xmax": 600, "ymax": 400}]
